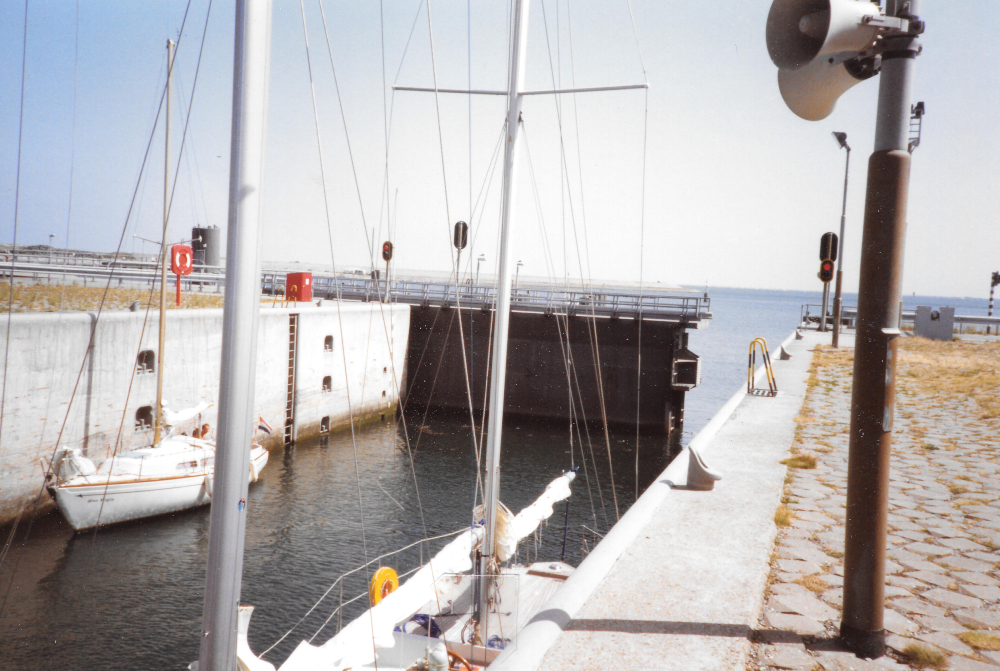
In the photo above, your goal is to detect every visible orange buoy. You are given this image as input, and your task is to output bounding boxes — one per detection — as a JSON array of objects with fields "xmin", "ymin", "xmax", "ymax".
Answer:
[{"xmin": 369, "ymin": 567, "xmax": 399, "ymax": 606}]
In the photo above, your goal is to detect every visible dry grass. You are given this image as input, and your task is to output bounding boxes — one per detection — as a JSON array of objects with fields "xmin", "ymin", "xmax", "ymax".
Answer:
[
  {"xmin": 897, "ymin": 338, "xmax": 1000, "ymax": 420},
  {"xmin": 0, "ymin": 283, "xmax": 228, "ymax": 312},
  {"xmin": 781, "ymin": 454, "xmax": 818, "ymax": 469},
  {"xmin": 958, "ymin": 630, "xmax": 1000, "ymax": 651},
  {"xmin": 949, "ymin": 485, "xmax": 969, "ymax": 495},
  {"xmin": 774, "ymin": 505, "xmax": 794, "ymax": 527},
  {"xmin": 902, "ymin": 642, "xmax": 949, "ymax": 669},
  {"xmin": 794, "ymin": 574, "xmax": 828, "ymax": 593}
]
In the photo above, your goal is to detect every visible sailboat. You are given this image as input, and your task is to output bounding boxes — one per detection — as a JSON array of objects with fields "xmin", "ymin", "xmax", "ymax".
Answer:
[
  {"xmin": 194, "ymin": 0, "xmax": 646, "ymax": 668},
  {"xmin": 45, "ymin": 38, "xmax": 268, "ymax": 532}
]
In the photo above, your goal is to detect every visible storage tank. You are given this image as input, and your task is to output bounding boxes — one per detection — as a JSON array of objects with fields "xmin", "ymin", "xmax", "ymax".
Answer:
[{"xmin": 191, "ymin": 226, "xmax": 221, "ymax": 267}]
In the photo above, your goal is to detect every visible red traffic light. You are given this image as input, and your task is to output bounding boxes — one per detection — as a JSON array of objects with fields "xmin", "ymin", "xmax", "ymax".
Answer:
[
  {"xmin": 382, "ymin": 241, "xmax": 393, "ymax": 262},
  {"xmin": 819, "ymin": 259, "xmax": 835, "ymax": 283}
]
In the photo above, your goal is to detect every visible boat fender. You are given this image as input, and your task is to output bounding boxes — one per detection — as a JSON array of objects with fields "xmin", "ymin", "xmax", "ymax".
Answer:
[
  {"xmin": 394, "ymin": 614, "xmax": 443, "ymax": 638},
  {"xmin": 487, "ymin": 635, "xmax": 510, "ymax": 650},
  {"xmin": 369, "ymin": 566, "xmax": 399, "ymax": 606},
  {"xmin": 426, "ymin": 640, "xmax": 449, "ymax": 671}
]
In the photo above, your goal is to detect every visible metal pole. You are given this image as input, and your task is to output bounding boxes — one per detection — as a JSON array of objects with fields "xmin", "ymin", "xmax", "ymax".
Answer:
[
  {"xmin": 476, "ymin": 0, "xmax": 531, "ymax": 631},
  {"xmin": 197, "ymin": 0, "xmax": 272, "ymax": 668},
  {"xmin": 988, "ymin": 274, "xmax": 996, "ymax": 335},
  {"xmin": 841, "ymin": 0, "xmax": 920, "ymax": 658},
  {"xmin": 832, "ymin": 145, "xmax": 851, "ymax": 347},
  {"xmin": 154, "ymin": 38, "xmax": 174, "ymax": 447},
  {"xmin": 820, "ymin": 282, "xmax": 830, "ymax": 332}
]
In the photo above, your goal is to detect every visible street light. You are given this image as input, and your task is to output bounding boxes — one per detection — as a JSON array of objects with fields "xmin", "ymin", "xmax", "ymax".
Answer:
[
  {"xmin": 831, "ymin": 132, "xmax": 850, "ymax": 348},
  {"xmin": 514, "ymin": 260, "xmax": 524, "ymax": 292}
]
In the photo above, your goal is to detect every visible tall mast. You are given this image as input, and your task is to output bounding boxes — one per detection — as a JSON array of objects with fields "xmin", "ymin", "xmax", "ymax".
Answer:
[
  {"xmin": 476, "ymin": 0, "xmax": 531, "ymax": 624},
  {"xmin": 154, "ymin": 38, "xmax": 174, "ymax": 446},
  {"xmin": 197, "ymin": 0, "xmax": 272, "ymax": 668}
]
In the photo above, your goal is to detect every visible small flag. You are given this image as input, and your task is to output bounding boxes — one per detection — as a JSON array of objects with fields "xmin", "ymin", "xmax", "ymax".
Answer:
[{"xmin": 256, "ymin": 416, "xmax": 272, "ymax": 435}]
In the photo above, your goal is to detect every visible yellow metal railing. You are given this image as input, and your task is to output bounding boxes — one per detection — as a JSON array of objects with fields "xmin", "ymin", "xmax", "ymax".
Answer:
[{"xmin": 748, "ymin": 337, "xmax": 778, "ymax": 397}]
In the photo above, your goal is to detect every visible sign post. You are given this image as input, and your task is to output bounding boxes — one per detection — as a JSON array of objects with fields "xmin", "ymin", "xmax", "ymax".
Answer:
[{"xmin": 170, "ymin": 244, "xmax": 194, "ymax": 306}]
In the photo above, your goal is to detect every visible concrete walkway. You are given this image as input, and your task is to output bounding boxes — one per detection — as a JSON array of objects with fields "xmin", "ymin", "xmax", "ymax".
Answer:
[{"xmin": 492, "ymin": 329, "xmax": 820, "ymax": 670}]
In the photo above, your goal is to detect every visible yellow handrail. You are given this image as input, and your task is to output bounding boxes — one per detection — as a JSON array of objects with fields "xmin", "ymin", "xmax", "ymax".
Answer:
[{"xmin": 748, "ymin": 337, "xmax": 778, "ymax": 397}]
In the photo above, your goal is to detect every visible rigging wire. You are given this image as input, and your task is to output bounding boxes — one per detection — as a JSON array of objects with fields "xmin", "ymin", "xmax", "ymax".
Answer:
[
  {"xmin": 0, "ymin": 0, "xmax": 200, "ymax": 613},
  {"xmin": 298, "ymin": 0, "xmax": 379, "ymax": 658}
]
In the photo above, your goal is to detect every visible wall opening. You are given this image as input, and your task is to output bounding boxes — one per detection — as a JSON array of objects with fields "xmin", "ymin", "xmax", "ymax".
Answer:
[
  {"xmin": 136, "ymin": 350, "xmax": 155, "ymax": 375},
  {"xmin": 324, "ymin": 335, "xmax": 334, "ymax": 352},
  {"xmin": 323, "ymin": 376, "xmax": 332, "ymax": 392},
  {"xmin": 321, "ymin": 416, "xmax": 330, "ymax": 433},
  {"xmin": 135, "ymin": 406, "xmax": 154, "ymax": 431}
]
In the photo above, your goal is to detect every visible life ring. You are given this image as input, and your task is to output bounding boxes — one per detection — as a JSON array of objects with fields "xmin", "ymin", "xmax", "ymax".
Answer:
[{"xmin": 369, "ymin": 567, "xmax": 398, "ymax": 606}]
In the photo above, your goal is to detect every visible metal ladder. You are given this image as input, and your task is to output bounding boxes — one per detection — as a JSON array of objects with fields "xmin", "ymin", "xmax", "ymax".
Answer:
[
  {"xmin": 747, "ymin": 337, "xmax": 778, "ymax": 397},
  {"xmin": 284, "ymin": 314, "xmax": 298, "ymax": 445}
]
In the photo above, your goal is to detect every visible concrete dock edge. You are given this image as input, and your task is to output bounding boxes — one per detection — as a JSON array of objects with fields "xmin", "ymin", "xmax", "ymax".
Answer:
[{"xmin": 491, "ymin": 329, "xmax": 815, "ymax": 670}]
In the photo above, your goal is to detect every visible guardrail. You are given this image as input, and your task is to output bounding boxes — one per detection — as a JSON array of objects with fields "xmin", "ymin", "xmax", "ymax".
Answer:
[
  {"xmin": 0, "ymin": 256, "xmax": 710, "ymax": 323},
  {"xmin": 800, "ymin": 303, "xmax": 1000, "ymax": 333}
]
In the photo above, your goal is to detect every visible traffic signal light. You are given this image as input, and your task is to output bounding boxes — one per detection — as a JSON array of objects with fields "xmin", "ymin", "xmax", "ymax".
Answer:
[
  {"xmin": 820, "ymin": 232, "xmax": 839, "ymax": 262},
  {"xmin": 381, "ymin": 241, "xmax": 393, "ymax": 262},
  {"xmin": 819, "ymin": 259, "xmax": 835, "ymax": 283}
]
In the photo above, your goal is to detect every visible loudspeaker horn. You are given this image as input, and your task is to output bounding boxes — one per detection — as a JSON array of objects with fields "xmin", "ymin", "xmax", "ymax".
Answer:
[
  {"xmin": 766, "ymin": 0, "xmax": 880, "ymax": 71},
  {"xmin": 777, "ymin": 55, "xmax": 878, "ymax": 120}
]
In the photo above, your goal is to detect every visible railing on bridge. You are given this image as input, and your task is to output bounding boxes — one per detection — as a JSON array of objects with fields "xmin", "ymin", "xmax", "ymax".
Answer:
[
  {"xmin": 290, "ymin": 275, "xmax": 712, "ymax": 323},
  {"xmin": 800, "ymin": 303, "xmax": 1000, "ymax": 333}
]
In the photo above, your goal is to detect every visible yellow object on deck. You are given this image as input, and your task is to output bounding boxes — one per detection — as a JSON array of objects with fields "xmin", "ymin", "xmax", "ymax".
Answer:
[{"xmin": 369, "ymin": 566, "xmax": 399, "ymax": 606}]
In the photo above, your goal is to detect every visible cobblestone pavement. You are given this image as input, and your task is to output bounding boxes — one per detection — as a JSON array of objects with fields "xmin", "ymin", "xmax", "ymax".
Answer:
[{"xmin": 750, "ymin": 337, "xmax": 1000, "ymax": 671}]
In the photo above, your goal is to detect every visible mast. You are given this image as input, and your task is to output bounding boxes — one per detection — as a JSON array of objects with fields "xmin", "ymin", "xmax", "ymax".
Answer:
[
  {"xmin": 154, "ymin": 38, "xmax": 174, "ymax": 446},
  {"xmin": 476, "ymin": 0, "xmax": 531, "ymax": 627},
  {"xmin": 197, "ymin": 0, "xmax": 273, "ymax": 668}
]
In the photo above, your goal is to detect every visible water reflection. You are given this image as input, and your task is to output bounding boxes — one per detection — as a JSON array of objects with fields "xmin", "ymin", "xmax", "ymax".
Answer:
[{"xmin": 0, "ymin": 410, "xmax": 669, "ymax": 670}]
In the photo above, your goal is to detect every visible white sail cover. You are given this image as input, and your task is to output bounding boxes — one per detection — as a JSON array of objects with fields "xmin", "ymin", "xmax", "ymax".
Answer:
[{"xmin": 277, "ymin": 471, "xmax": 576, "ymax": 671}]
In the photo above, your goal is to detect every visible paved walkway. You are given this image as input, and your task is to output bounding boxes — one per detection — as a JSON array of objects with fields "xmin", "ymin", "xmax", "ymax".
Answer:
[{"xmin": 751, "ymin": 335, "xmax": 1000, "ymax": 671}]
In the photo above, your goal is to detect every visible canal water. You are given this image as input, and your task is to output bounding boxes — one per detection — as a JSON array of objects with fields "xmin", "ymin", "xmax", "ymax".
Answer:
[{"xmin": 1, "ymin": 287, "xmax": 987, "ymax": 670}]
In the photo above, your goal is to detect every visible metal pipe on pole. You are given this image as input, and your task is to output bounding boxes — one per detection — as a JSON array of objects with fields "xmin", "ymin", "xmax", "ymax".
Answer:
[
  {"xmin": 154, "ymin": 38, "xmax": 174, "ymax": 447},
  {"xmin": 475, "ymin": 0, "xmax": 531, "ymax": 634},
  {"xmin": 832, "ymin": 137, "xmax": 851, "ymax": 348},
  {"xmin": 197, "ymin": 0, "xmax": 272, "ymax": 668},
  {"xmin": 840, "ymin": 0, "xmax": 921, "ymax": 658}
]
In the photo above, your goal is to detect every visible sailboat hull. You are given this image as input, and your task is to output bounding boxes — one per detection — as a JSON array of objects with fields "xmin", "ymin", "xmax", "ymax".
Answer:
[
  {"xmin": 51, "ymin": 474, "xmax": 212, "ymax": 531},
  {"xmin": 51, "ymin": 445, "xmax": 270, "ymax": 531}
]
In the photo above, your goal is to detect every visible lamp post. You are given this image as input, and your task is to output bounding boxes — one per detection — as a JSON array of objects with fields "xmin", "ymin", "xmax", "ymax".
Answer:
[
  {"xmin": 831, "ymin": 132, "xmax": 850, "ymax": 348},
  {"xmin": 48, "ymin": 234, "xmax": 55, "ymax": 284},
  {"xmin": 514, "ymin": 260, "xmax": 524, "ymax": 292},
  {"xmin": 476, "ymin": 253, "xmax": 486, "ymax": 285}
]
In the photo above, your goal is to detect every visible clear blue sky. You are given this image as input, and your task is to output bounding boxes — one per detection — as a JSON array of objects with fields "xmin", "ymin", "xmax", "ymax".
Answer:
[{"xmin": 1, "ymin": 0, "xmax": 997, "ymax": 299}]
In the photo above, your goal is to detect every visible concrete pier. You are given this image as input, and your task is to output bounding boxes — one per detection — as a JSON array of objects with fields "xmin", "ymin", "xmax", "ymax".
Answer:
[{"xmin": 491, "ymin": 328, "xmax": 818, "ymax": 670}]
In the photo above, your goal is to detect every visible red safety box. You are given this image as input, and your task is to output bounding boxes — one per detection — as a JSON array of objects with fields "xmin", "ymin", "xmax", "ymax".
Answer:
[{"xmin": 286, "ymin": 272, "xmax": 313, "ymax": 302}]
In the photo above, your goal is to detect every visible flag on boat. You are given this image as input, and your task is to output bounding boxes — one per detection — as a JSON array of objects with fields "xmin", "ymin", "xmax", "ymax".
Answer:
[{"xmin": 256, "ymin": 416, "xmax": 272, "ymax": 435}]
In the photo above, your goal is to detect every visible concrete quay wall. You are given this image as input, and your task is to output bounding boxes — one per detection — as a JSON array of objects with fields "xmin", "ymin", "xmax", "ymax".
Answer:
[{"xmin": 0, "ymin": 303, "xmax": 410, "ymax": 527}]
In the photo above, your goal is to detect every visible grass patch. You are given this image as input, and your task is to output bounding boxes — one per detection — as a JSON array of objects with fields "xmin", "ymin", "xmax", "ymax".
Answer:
[
  {"xmin": 949, "ymin": 485, "xmax": 970, "ymax": 495},
  {"xmin": 781, "ymin": 454, "xmax": 818, "ymax": 469},
  {"xmin": 825, "ymin": 549, "xmax": 844, "ymax": 559},
  {"xmin": 902, "ymin": 642, "xmax": 949, "ymax": 669},
  {"xmin": 774, "ymin": 505, "xmax": 794, "ymax": 527},
  {"xmin": 794, "ymin": 574, "xmax": 828, "ymax": 593},
  {"xmin": 896, "ymin": 338, "xmax": 1000, "ymax": 422},
  {"xmin": 958, "ymin": 631, "xmax": 1000, "ymax": 651}
]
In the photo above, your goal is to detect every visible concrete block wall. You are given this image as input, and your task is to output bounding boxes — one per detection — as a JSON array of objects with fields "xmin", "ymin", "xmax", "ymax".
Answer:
[{"xmin": 0, "ymin": 302, "xmax": 409, "ymax": 526}]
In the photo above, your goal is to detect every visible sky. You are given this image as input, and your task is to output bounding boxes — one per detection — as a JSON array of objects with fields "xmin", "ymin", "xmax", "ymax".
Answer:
[{"xmin": 1, "ymin": 0, "xmax": 998, "ymax": 299}]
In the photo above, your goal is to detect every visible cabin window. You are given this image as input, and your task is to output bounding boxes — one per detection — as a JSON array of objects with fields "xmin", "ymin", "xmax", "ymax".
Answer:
[
  {"xmin": 135, "ymin": 406, "xmax": 154, "ymax": 431},
  {"xmin": 382, "ymin": 390, "xmax": 386, "ymax": 398},
  {"xmin": 324, "ymin": 335, "xmax": 334, "ymax": 352},
  {"xmin": 321, "ymin": 416, "xmax": 330, "ymax": 433},
  {"xmin": 136, "ymin": 350, "xmax": 155, "ymax": 374},
  {"xmin": 322, "ymin": 376, "xmax": 332, "ymax": 392}
]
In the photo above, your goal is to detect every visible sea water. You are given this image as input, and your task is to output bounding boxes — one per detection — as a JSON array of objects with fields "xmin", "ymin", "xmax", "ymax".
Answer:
[{"xmin": 0, "ymin": 287, "xmax": 988, "ymax": 669}]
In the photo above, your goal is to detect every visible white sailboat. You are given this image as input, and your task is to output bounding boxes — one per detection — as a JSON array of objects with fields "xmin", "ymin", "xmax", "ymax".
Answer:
[
  {"xmin": 45, "ymin": 38, "xmax": 268, "ymax": 532},
  {"xmin": 220, "ymin": 0, "xmax": 645, "ymax": 668}
]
